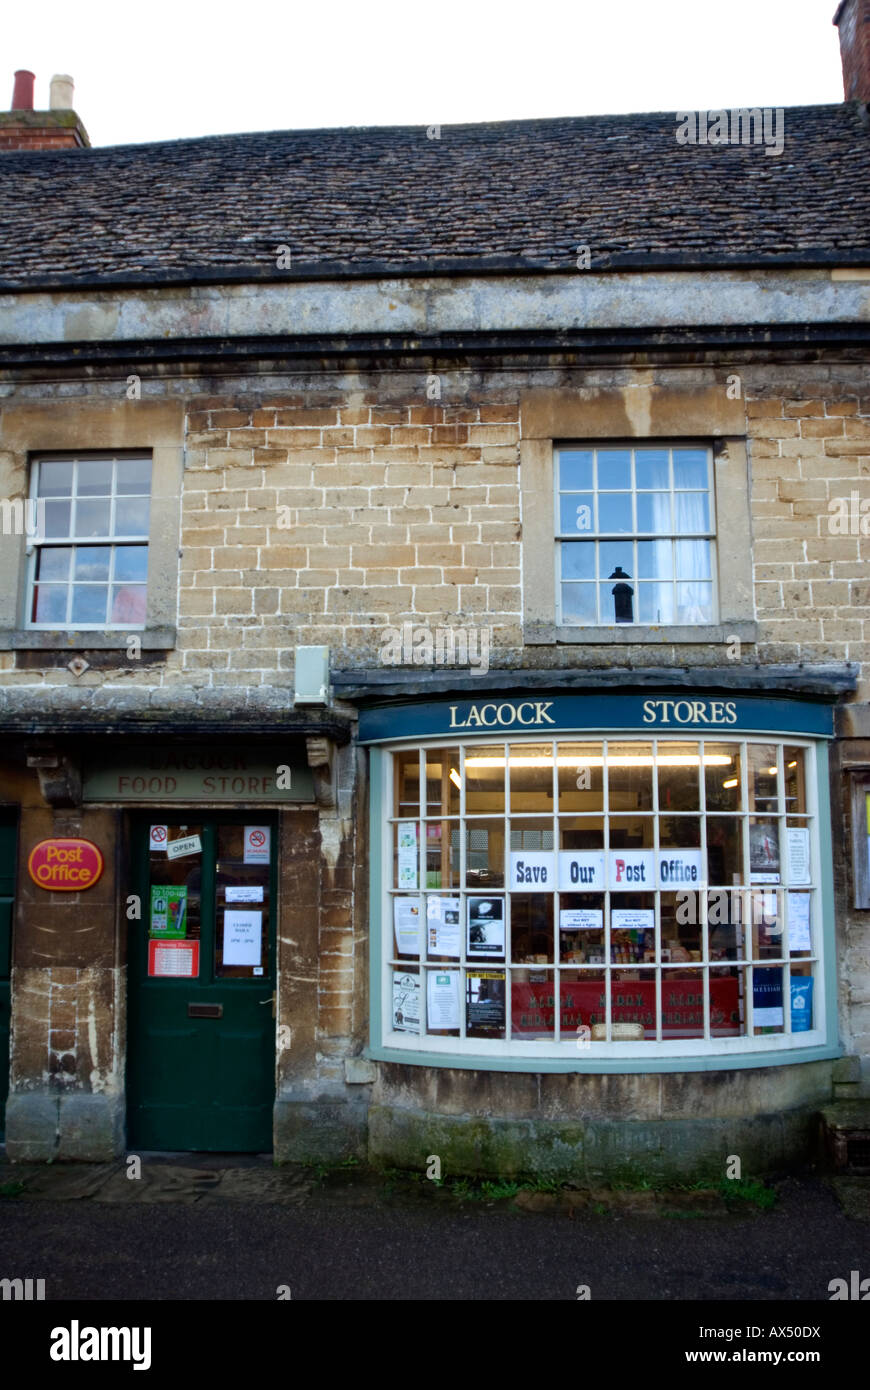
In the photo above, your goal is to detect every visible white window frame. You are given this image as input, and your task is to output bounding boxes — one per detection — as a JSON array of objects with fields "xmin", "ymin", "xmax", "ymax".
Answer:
[
  {"xmin": 25, "ymin": 453, "xmax": 151, "ymax": 631},
  {"xmin": 380, "ymin": 733, "xmax": 825, "ymax": 1062},
  {"xmin": 553, "ymin": 443, "xmax": 719, "ymax": 628}
]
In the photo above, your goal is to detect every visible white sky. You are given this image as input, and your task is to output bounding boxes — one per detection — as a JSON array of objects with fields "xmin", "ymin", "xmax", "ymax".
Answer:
[{"xmin": 4, "ymin": 0, "xmax": 847, "ymax": 147}]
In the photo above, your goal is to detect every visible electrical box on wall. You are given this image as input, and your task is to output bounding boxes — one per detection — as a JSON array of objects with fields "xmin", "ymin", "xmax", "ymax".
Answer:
[
  {"xmin": 294, "ymin": 646, "xmax": 330, "ymax": 706},
  {"xmin": 850, "ymin": 772, "xmax": 870, "ymax": 909}
]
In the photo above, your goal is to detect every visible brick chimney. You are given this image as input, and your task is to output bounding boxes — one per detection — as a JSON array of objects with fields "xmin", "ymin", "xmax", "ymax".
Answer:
[
  {"xmin": 0, "ymin": 70, "xmax": 90, "ymax": 150},
  {"xmin": 834, "ymin": 0, "xmax": 870, "ymax": 103}
]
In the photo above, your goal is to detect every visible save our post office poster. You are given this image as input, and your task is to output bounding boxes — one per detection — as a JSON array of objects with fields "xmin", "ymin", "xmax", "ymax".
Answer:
[{"xmin": 149, "ymin": 885, "xmax": 188, "ymax": 938}]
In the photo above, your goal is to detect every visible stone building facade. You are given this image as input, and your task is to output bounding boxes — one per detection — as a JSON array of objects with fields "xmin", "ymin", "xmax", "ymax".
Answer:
[{"xmin": 1, "ymin": 6, "xmax": 869, "ymax": 1176}]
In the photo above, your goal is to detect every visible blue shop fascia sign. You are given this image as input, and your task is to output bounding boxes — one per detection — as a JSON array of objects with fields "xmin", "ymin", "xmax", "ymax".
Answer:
[{"xmin": 358, "ymin": 692, "xmax": 834, "ymax": 744}]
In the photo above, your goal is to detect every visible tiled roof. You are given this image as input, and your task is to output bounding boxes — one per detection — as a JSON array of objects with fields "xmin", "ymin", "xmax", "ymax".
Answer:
[{"xmin": 1, "ymin": 104, "xmax": 868, "ymax": 288}]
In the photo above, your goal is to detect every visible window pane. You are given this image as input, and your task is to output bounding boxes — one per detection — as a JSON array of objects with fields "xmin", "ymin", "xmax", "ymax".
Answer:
[
  {"xmin": 43, "ymin": 499, "xmax": 71, "ymax": 537},
  {"xmin": 675, "ymin": 492, "xmax": 710, "ymax": 531},
  {"xmin": 784, "ymin": 749, "xmax": 807, "ymax": 815},
  {"xmin": 113, "ymin": 545, "xmax": 149, "ymax": 582},
  {"xmin": 660, "ymin": 970, "xmax": 704, "ymax": 1039},
  {"xmin": 636, "ymin": 492, "xmax": 671, "ymax": 533},
  {"xmin": 637, "ymin": 582, "xmax": 674, "ymax": 624},
  {"xmin": 76, "ymin": 459, "xmax": 113, "ymax": 496},
  {"xmin": 509, "ymin": 743, "xmax": 553, "ymax": 811},
  {"xmin": 215, "ymin": 823, "xmax": 271, "ymax": 979},
  {"xmin": 597, "ymin": 493, "xmax": 633, "ymax": 533},
  {"xmin": 35, "ymin": 547, "xmax": 71, "ymax": 581},
  {"xmin": 558, "ymin": 743, "xmax": 604, "ymax": 813},
  {"xmin": 115, "ymin": 458, "xmax": 152, "ymax": 496},
  {"xmin": 561, "ymin": 541, "xmax": 595, "ymax": 580},
  {"xmin": 559, "ymin": 493, "xmax": 594, "ymax": 534},
  {"xmin": 115, "ymin": 497, "xmax": 150, "ymax": 537},
  {"xmin": 561, "ymin": 583, "xmax": 596, "ymax": 624},
  {"xmin": 598, "ymin": 539, "xmax": 633, "ymax": 577},
  {"xmin": 74, "ymin": 546, "xmax": 111, "ymax": 581},
  {"xmin": 705, "ymin": 744, "xmax": 742, "ymax": 812},
  {"xmin": 610, "ymin": 969, "xmax": 656, "ymax": 1039},
  {"xmin": 676, "ymin": 583, "xmax": 713, "ymax": 623},
  {"xmin": 607, "ymin": 743, "xmax": 653, "ymax": 810},
  {"xmin": 637, "ymin": 539, "xmax": 673, "ymax": 579},
  {"xmin": 426, "ymin": 748, "xmax": 460, "ymax": 816},
  {"xmin": 110, "ymin": 585, "xmax": 147, "ymax": 623},
  {"xmin": 673, "ymin": 448, "xmax": 709, "ymax": 490},
  {"xmin": 596, "ymin": 449, "xmax": 631, "ymax": 490},
  {"xmin": 707, "ymin": 816, "xmax": 743, "ymax": 884},
  {"xmin": 465, "ymin": 819, "xmax": 504, "ymax": 887},
  {"xmin": 71, "ymin": 585, "xmax": 108, "ymax": 624},
  {"xmin": 675, "ymin": 539, "xmax": 711, "ymax": 580},
  {"xmin": 658, "ymin": 743, "xmax": 701, "ymax": 811},
  {"xmin": 634, "ymin": 448, "xmax": 670, "ymax": 490},
  {"xmin": 511, "ymin": 967, "xmax": 554, "ymax": 1039},
  {"xmin": 559, "ymin": 450, "xmax": 594, "ymax": 491},
  {"xmin": 511, "ymin": 896, "xmax": 554, "ymax": 965},
  {"xmin": 748, "ymin": 745, "xmax": 779, "ymax": 812},
  {"xmin": 464, "ymin": 750, "xmax": 504, "ymax": 815},
  {"xmin": 711, "ymin": 966, "xmax": 744, "ymax": 1034},
  {"xmin": 74, "ymin": 498, "xmax": 111, "ymax": 538},
  {"xmin": 33, "ymin": 585, "xmax": 67, "ymax": 623},
  {"xmin": 37, "ymin": 461, "xmax": 73, "ymax": 497},
  {"xmin": 394, "ymin": 751, "xmax": 420, "ymax": 816},
  {"xmin": 424, "ymin": 821, "xmax": 460, "ymax": 889}
]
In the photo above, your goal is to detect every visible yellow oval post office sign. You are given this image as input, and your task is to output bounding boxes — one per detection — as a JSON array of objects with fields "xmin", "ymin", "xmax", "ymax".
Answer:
[{"xmin": 27, "ymin": 838, "xmax": 104, "ymax": 891}]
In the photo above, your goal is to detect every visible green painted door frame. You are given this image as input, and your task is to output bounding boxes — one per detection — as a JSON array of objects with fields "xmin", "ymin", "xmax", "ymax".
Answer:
[
  {"xmin": 0, "ymin": 811, "xmax": 16, "ymax": 1142},
  {"xmin": 126, "ymin": 811, "xmax": 278, "ymax": 1152}
]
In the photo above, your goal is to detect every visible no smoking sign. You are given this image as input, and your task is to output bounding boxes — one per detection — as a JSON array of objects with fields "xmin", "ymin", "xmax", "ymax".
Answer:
[{"xmin": 244, "ymin": 825, "xmax": 270, "ymax": 865}]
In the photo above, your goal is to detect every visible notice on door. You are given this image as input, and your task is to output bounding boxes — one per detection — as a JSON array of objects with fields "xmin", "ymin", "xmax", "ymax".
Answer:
[
  {"xmin": 149, "ymin": 825, "xmax": 168, "ymax": 852},
  {"xmin": 148, "ymin": 939, "xmax": 200, "ymax": 978},
  {"xmin": 243, "ymin": 826, "xmax": 270, "ymax": 865},
  {"xmin": 150, "ymin": 885, "xmax": 188, "ymax": 938},
  {"xmin": 223, "ymin": 909, "xmax": 262, "ymax": 966}
]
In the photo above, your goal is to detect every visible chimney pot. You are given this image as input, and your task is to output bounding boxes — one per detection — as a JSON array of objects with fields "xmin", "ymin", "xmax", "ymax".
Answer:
[
  {"xmin": 49, "ymin": 74, "xmax": 74, "ymax": 111},
  {"xmin": 11, "ymin": 70, "xmax": 35, "ymax": 111},
  {"xmin": 834, "ymin": 0, "xmax": 870, "ymax": 103}
]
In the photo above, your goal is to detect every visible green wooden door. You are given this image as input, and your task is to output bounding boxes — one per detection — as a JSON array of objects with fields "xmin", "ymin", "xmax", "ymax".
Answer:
[
  {"xmin": 0, "ymin": 812, "xmax": 16, "ymax": 1141},
  {"xmin": 127, "ymin": 814, "xmax": 277, "ymax": 1152}
]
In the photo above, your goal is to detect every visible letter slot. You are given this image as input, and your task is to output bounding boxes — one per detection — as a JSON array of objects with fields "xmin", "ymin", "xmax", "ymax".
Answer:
[{"xmin": 188, "ymin": 1003, "xmax": 223, "ymax": 1019}]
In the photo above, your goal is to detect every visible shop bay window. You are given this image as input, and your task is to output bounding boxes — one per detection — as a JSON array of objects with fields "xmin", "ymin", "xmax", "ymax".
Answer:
[{"xmin": 384, "ymin": 737, "xmax": 822, "ymax": 1056}]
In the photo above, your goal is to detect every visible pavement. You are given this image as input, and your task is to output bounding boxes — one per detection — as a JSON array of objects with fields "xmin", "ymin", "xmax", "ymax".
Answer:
[{"xmin": 1, "ymin": 1156, "xmax": 869, "ymax": 1300}]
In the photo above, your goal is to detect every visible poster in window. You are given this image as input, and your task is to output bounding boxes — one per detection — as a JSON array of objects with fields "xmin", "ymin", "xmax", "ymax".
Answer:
[
  {"xmin": 392, "ymin": 971, "xmax": 420, "ymax": 1034},
  {"xmin": 466, "ymin": 970, "xmax": 506, "ymax": 1036},
  {"xmin": 149, "ymin": 885, "xmax": 188, "ymax": 938},
  {"xmin": 786, "ymin": 892, "xmax": 811, "ymax": 951},
  {"xmin": 222, "ymin": 909, "xmax": 262, "ymax": 966},
  {"xmin": 752, "ymin": 967, "xmax": 783, "ymax": 1028},
  {"xmin": 790, "ymin": 976, "xmax": 813, "ymax": 1032},
  {"xmin": 467, "ymin": 897, "xmax": 505, "ymax": 957},
  {"xmin": 427, "ymin": 895, "xmax": 461, "ymax": 957},
  {"xmin": 427, "ymin": 970, "xmax": 460, "ymax": 1029},
  {"xmin": 785, "ymin": 827, "xmax": 811, "ymax": 885},
  {"xmin": 397, "ymin": 825, "xmax": 418, "ymax": 889},
  {"xmin": 393, "ymin": 897, "xmax": 421, "ymax": 956},
  {"xmin": 749, "ymin": 821, "xmax": 780, "ymax": 883}
]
